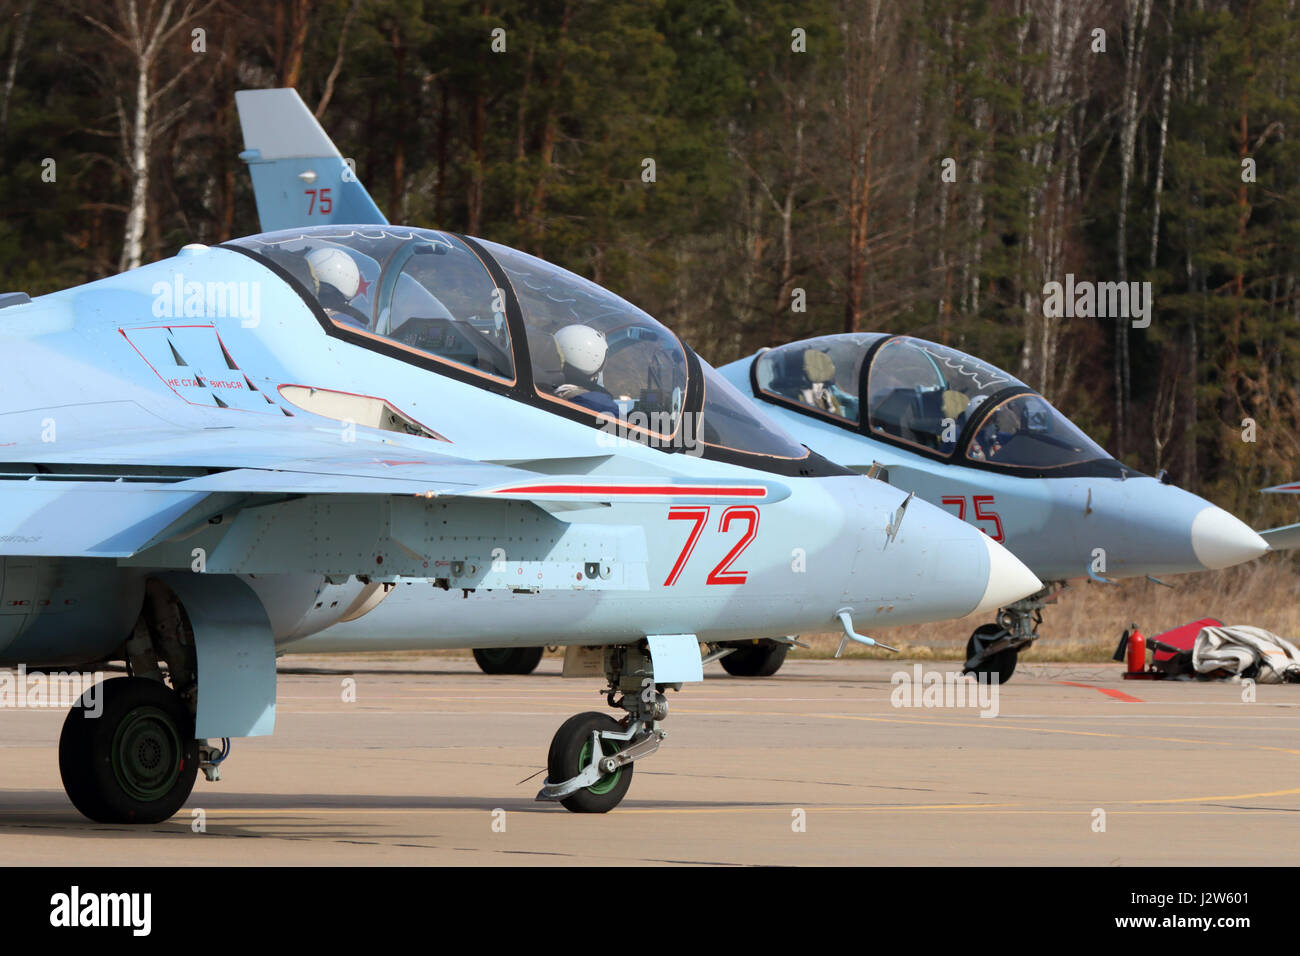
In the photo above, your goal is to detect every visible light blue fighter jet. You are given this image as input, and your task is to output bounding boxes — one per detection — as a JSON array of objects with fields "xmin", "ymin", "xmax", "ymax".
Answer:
[
  {"xmin": 233, "ymin": 90, "xmax": 1266, "ymax": 685},
  {"xmin": 0, "ymin": 154, "xmax": 1045, "ymax": 821},
  {"xmin": 715, "ymin": 334, "xmax": 1269, "ymax": 680},
  {"xmin": 235, "ymin": 89, "xmax": 1048, "ymax": 682}
]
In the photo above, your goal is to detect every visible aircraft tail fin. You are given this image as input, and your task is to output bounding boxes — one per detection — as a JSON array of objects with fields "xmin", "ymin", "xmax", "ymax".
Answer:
[{"xmin": 235, "ymin": 88, "xmax": 388, "ymax": 232}]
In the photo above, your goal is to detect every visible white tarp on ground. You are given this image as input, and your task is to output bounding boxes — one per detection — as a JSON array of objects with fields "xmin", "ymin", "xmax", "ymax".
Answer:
[{"xmin": 1193, "ymin": 626, "xmax": 1300, "ymax": 682}]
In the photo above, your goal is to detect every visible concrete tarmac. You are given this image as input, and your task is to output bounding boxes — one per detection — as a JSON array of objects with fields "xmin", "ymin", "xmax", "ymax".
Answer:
[{"xmin": 2, "ymin": 656, "xmax": 1298, "ymax": 865}]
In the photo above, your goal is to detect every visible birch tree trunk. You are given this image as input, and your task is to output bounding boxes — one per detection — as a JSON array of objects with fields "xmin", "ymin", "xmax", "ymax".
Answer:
[
  {"xmin": 85, "ymin": 0, "xmax": 200, "ymax": 272},
  {"xmin": 121, "ymin": 44, "xmax": 150, "ymax": 271},
  {"xmin": 1149, "ymin": 0, "xmax": 1175, "ymax": 269},
  {"xmin": 1115, "ymin": 0, "xmax": 1152, "ymax": 458}
]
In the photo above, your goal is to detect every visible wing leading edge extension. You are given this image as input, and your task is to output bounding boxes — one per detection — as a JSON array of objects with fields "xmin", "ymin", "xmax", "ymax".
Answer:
[{"xmin": 0, "ymin": 427, "xmax": 787, "ymax": 597}]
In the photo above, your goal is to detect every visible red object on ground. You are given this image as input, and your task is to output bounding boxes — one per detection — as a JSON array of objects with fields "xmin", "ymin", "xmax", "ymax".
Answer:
[
  {"xmin": 1125, "ymin": 628, "xmax": 1147, "ymax": 673},
  {"xmin": 1149, "ymin": 617, "xmax": 1223, "ymax": 663}
]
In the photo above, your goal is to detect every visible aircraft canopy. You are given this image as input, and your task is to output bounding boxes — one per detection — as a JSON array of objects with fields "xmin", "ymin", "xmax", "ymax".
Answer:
[
  {"xmin": 754, "ymin": 333, "xmax": 1111, "ymax": 471},
  {"xmin": 229, "ymin": 226, "xmax": 811, "ymax": 465}
]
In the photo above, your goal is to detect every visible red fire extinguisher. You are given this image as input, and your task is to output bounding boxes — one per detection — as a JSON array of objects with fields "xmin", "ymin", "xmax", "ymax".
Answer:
[{"xmin": 1126, "ymin": 627, "xmax": 1147, "ymax": 674}]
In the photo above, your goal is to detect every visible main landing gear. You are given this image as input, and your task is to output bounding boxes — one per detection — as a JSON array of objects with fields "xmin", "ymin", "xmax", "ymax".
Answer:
[
  {"xmin": 962, "ymin": 583, "xmax": 1063, "ymax": 684},
  {"xmin": 472, "ymin": 646, "xmax": 544, "ymax": 675},
  {"xmin": 58, "ymin": 580, "xmax": 234, "ymax": 824},
  {"xmin": 537, "ymin": 643, "xmax": 671, "ymax": 813},
  {"xmin": 59, "ymin": 676, "xmax": 199, "ymax": 824},
  {"xmin": 719, "ymin": 638, "xmax": 790, "ymax": 677}
]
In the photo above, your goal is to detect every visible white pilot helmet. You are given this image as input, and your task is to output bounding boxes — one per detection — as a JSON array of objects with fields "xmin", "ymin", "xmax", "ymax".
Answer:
[
  {"xmin": 306, "ymin": 246, "xmax": 361, "ymax": 299},
  {"xmin": 554, "ymin": 324, "xmax": 607, "ymax": 377}
]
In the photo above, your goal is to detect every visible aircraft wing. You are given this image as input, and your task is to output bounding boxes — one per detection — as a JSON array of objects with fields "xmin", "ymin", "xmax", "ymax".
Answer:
[
  {"xmin": 1258, "ymin": 522, "xmax": 1300, "ymax": 551},
  {"xmin": 0, "ymin": 482, "xmax": 215, "ymax": 558},
  {"xmin": 1258, "ymin": 484, "xmax": 1300, "ymax": 550}
]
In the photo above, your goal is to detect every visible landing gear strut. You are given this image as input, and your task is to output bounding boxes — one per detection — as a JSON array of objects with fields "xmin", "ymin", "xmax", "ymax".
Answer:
[
  {"xmin": 538, "ymin": 643, "xmax": 669, "ymax": 813},
  {"xmin": 58, "ymin": 676, "xmax": 199, "ymax": 824},
  {"xmin": 962, "ymin": 583, "xmax": 1063, "ymax": 684}
]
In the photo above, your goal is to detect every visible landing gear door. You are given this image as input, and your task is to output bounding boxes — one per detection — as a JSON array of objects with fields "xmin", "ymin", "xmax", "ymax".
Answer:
[
  {"xmin": 646, "ymin": 634, "xmax": 704, "ymax": 684},
  {"xmin": 161, "ymin": 573, "xmax": 277, "ymax": 738}
]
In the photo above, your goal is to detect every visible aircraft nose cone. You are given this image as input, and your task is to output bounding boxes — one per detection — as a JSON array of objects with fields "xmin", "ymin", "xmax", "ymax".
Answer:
[
  {"xmin": 1191, "ymin": 505, "xmax": 1269, "ymax": 569},
  {"xmin": 973, "ymin": 535, "xmax": 1043, "ymax": 615}
]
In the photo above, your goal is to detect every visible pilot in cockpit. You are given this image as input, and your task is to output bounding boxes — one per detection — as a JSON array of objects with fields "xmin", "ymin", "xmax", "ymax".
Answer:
[
  {"xmin": 797, "ymin": 348, "xmax": 858, "ymax": 419},
  {"xmin": 552, "ymin": 324, "xmax": 619, "ymax": 416},
  {"xmin": 302, "ymin": 246, "xmax": 370, "ymax": 329},
  {"xmin": 968, "ymin": 395, "xmax": 1014, "ymax": 461}
]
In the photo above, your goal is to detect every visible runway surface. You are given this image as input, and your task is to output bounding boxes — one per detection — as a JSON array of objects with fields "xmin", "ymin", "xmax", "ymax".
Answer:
[{"xmin": 2, "ymin": 656, "xmax": 1298, "ymax": 865}]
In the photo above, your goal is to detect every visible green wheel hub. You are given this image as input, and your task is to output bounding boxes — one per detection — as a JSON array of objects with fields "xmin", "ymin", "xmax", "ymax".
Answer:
[
  {"xmin": 578, "ymin": 736, "xmax": 623, "ymax": 796},
  {"xmin": 110, "ymin": 705, "xmax": 183, "ymax": 802}
]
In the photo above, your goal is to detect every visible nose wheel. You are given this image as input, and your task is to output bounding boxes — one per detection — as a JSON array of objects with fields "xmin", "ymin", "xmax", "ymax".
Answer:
[
  {"xmin": 962, "ymin": 583, "xmax": 1063, "ymax": 683},
  {"xmin": 963, "ymin": 624, "xmax": 1019, "ymax": 683},
  {"xmin": 545, "ymin": 712, "xmax": 634, "ymax": 813},
  {"xmin": 537, "ymin": 643, "xmax": 671, "ymax": 813}
]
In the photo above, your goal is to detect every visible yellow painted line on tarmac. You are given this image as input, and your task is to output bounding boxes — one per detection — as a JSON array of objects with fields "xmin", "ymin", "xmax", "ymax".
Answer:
[
  {"xmin": 201, "ymin": 802, "xmax": 1019, "ymax": 815},
  {"xmin": 186, "ymin": 802, "xmax": 1300, "ymax": 818},
  {"xmin": 673, "ymin": 707, "xmax": 1300, "ymax": 756},
  {"xmin": 1130, "ymin": 787, "xmax": 1300, "ymax": 804}
]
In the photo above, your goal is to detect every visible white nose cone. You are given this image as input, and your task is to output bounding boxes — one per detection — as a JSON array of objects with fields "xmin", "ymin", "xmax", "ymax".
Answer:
[
  {"xmin": 973, "ymin": 535, "xmax": 1043, "ymax": 615},
  {"xmin": 1191, "ymin": 505, "xmax": 1269, "ymax": 569}
]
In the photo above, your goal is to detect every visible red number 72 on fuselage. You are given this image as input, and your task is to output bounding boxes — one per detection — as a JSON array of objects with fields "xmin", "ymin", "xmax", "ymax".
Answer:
[{"xmin": 663, "ymin": 505, "xmax": 760, "ymax": 586}]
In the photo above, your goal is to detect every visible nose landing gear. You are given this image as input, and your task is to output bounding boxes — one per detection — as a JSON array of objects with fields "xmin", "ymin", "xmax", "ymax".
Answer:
[
  {"xmin": 964, "ymin": 623, "xmax": 1020, "ymax": 684},
  {"xmin": 537, "ymin": 643, "xmax": 671, "ymax": 813},
  {"xmin": 962, "ymin": 583, "xmax": 1063, "ymax": 684}
]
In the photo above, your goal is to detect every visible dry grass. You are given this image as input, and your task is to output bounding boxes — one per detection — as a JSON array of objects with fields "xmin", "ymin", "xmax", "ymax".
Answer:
[{"xmin": 795, "ymin": 554, "xmax": 1300, "ymax": 662}]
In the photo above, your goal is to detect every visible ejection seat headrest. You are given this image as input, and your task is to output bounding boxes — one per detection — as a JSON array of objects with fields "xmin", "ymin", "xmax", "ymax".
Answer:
[{"xmin": 802, "ymin": 349, "xmax": 836, "ymax": 385}]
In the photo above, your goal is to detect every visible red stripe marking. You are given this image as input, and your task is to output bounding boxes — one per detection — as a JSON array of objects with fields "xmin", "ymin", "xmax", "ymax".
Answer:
[
  {"xmin": 1056, "ymin": 680, "xmax": 1144, "ymax": 703},
  {"xmin": 492, "ymin": 484, "xmax": 765, "ymax": 497}
]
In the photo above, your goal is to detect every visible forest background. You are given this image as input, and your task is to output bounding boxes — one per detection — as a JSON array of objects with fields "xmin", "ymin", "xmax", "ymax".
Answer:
[{"xmin": 2, "ymin": 0, "xmax": 1297, "ymax": 533}]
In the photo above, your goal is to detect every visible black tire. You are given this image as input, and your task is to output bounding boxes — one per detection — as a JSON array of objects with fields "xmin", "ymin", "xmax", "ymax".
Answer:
[
  {"xmin": 719, "ymin": 641, "xmax": 789, "ymax": 677},
  {"xmin": 472, "ymin": 646, "xmax": 545, "ymax": 675},
  {"xmin": 58, "ymin": 677, "xmax": 199, "ymax": 824},
  {"xmin": 546, "ymin": 711, "xmax": 633, "ymax": 813},
  {"xmin": 964, "ymin": 624, "xmax": 1018, "ymax": 684}
]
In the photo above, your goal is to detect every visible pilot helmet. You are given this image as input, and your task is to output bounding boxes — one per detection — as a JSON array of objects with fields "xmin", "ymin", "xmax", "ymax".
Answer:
[
  {"xmin": 306, "ymin": 246, "xmax": 361, "ymax": 299},
  {"xmin": 554, "ymin": 324, "xmax": 607, "ymax": 377}
]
